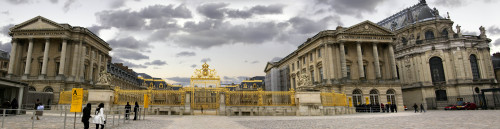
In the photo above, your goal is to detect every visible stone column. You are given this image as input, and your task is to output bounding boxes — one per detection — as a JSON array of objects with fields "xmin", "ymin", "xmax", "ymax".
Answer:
[
  {"xmin": 17, "ymin": 86, "xmax": 23, "ymax": 114},
  {"xmin": 356, "ymin": 42, "xmax": 365, "ymax": 79},
  {"xmin": 69, "ymin": 40, "xmax": 80, "ymax": 81},
  {"xmin": 89, "ymin": 47, "xmax": 95, "ymax": 83},
  {"xmin": 388, "ymin": 44, "xmax": 398, "ymax": 79},
  {"xmin": 339, "ymin": 42, "xmax": 347, "ymax": 78},
  {"xmin": 22, "ymin": 38, "xmax": 34, "ymax": 80},
  {"xmin": 39, "ymin": 38, "xmax": 50, "ymax": 79},
  {"xmin": 372, "ymin": 43, "xmax": 381, "ymax": 79},
  {"xmin": 57, "ymin": 38, "xmax": 68, "ymax": 80},
  {"xmin": 96, "ymin": 52, "xmax": 102, "ymax": 79},
  {"xmin": 7, "ymin": 39, "xmax": 18, "ymax": 78},
  {"xmin": 80, "ymin": 45, "xmax": 87, "ymax": 81}
]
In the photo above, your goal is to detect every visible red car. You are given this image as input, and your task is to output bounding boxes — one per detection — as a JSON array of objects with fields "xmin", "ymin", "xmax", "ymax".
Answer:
[
  {"xmin": 457, "ymin": 102, "xmax": 477, "ymax": 110},
  {"xmin": 444, "ymin": 105, "xmax": 457, "ymax": 110}
]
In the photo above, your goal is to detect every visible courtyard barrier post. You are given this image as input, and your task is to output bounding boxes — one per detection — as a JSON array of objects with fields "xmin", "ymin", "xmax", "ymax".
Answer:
[
  {"xmin": 117, "ymin": 109, "xmax": 120, "ymax": 126},
  {"xmin": 63, "ymin": 108, "xmax": 67, "ymax": 129},
  {"xmin": 31, "ymin": 110, "xmax": 35, "ymax": 129},
  {"xmin": 2, "ymin": 109, "xmax": 5, "ymax": 128}
]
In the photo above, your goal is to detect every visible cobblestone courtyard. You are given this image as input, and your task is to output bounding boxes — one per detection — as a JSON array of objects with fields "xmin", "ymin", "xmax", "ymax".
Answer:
[{"xmin": 1, "ymin": 110, "xmax": 499, "ymax": 129}]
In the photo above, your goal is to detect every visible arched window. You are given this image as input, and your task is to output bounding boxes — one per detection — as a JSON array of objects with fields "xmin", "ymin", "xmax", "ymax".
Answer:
[
  {"xmin": 352, "ymin": 89, "xmax": 362, "ymax": 106},
  {"xmin": 369, "ymin": 89, "xmax": 379, "ymax": 105},
  {"xmin": 441, "ymin": 29, "xmax": 448, "ymax": 38},
  {"xmin": 429, "ymin": 57, "xmax": 446, "ymax": 84},
  {"xmin": 401, "ymin": 37, "xmax": 408, "ymax": 45},
  {"xmin": 386, "ymin": 89, "xmax": 396, "ymax": 105},
  {"xmin": 159, "ymin": 83, "xmax": 164, "ymax": 88},
  {"xmin": 470, "ymin": 55, "xmax": 480, "ymax": 80},
  {"xmin": 28, "ymin": 86, "xmax": 36, "ymax": 91},
  {"xmin": 43, "ymin": 87, "xmax": 54, "ymax": 92},
  {"xmin": 425, "ymin": 30, "xmax": 435, "ymax": 40}
]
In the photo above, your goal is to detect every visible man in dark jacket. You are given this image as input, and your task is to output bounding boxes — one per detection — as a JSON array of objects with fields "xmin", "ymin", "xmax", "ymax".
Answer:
[
  {"xmin": 420, "ymin": 103, "xmax": 426, "ymax": 113},
  {"xmin": 413, "ymin": 103, "xmax": 418, "ymax": 113},
  {"xmin": 380, "ymin": 103, "xmax": 385, "ymax": 113},
  {"xmin": 81, "ymin": 103, "xmax": 91, "ymax": 129},
  {"xmin": 393, "ymin": 104, "xmax": 398, "ymax": 113},
  {"xmin": 125, "ymin": 102, "xmax": 131, "ymax": 120}
]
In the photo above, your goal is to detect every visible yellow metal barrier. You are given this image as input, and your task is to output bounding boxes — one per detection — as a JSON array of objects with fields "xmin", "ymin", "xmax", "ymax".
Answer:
[
  {"xmin": 58, "ymin": 90, "xmax": 89, "ymax": 104},
  {"xmin": 320, "ymin": 91, "xmax": 347, "ymax": 106},
  {"xmin": 226, "ymin": 88, "xmax": 295, "ymax": 106}
]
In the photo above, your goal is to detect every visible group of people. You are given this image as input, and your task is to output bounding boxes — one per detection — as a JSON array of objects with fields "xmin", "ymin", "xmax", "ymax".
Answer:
[
  {"xmin": 1, "ymin": 98, "xmax": 18, "ymax": 114},
  {"xmin": 380, "ymin": 103, "xmax": 398, "ymax": 113},
  {"xmin": 412, "ymin": 103, "xmax": 426, "ymax": 113},
  {"xmin": 81, "ymin": 101, "xmax": 140, "ymax": 129}
]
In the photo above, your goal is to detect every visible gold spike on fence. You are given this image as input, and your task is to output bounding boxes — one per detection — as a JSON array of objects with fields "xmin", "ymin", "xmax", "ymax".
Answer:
[
  {"xmin": 58, "ymin": 90, "xmax": 89, "ymax": 104},
  {"xmin": 114, "ymin": 87, "xmax": 186, "ymax": 106},
  {"xmin": 225, "ymin": 88, "xmax": 295, "ymax": 106},
  {"xmin": 320, "ymin": 91, "xmax": 347, "ymax": 106}
]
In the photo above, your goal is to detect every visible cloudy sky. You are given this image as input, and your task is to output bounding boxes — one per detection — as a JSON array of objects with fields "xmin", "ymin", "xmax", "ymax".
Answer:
[{"xmin": 1, "ymin": 0, "xmax": 499, "ymax": 85}]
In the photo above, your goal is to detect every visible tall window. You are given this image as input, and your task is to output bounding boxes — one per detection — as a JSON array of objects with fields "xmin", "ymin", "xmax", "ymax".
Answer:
[
  {"xmin": 297, "ymin": 61, "xmax": 300, "ymax": 68},
  {"xmin": 353, "ymin": 89, "xmax": 362, "ymax": 106},
  {"xmin": 386, "ymin": 89, "xmax": 396, "ymax": 104},
  {"xmin": 370, "ymin": 89, "xmax": 379, "ymax": 105},
  {"xmin": 311, "ymin": 70, "xmax": 315, "ymax": 82},
  {"xmin": 363, "ymin": 65, "xmax": 367, "ymax": 78},
  {"xmin": 318, "ymin": 48, "xmax": 321, "ymax": 58},
  {"xmin": 84, "ymin": 65, "xmax": 88, "ymax": 80},
  {"xmin": 425, "ymin": 30, "xmax": 435, "ymax": 40},
  {"xmin": 429, "ymin": 57, "xmax": 445, "ymax": 84},
  {"xmin": 344, "ymin": 46, "xmax": 348, "ymax": 55},
  {"xmin": 346, "ymin": 65, "xmax": 351, "ymax": 78},
  {"xmin": 55, "ymin": 62, "xmax": 60, "ymax": 75},
  {"xmin": 402, "ymin": 37, "xmax": 408, "ymax": 45},
  {"xmin": 441, "ymin": 29, "xmax": 448, "ymax": 38},
  {"xmin": 39, "ymin": 62, "xmax": 43, "ymax": 75},
  {"xmin": 303, "ymin": 57, "xmax": 305, "ymax": 65},
  {"xmin": 470, "ymin": 55, "xmax": 480, "ymax": 80},
  {"xmin": 319, "ymin": 67, "xmax": 324, "ymax": 81},
  {"xmin": 435, "ymin": 90, "xmax": 447, "ymax": 101},
  {"xmin": 310, "ymin": 53, "xmax": 313, "ymax": 62},
  {"xmin": 292, "ymin": 63, "xmax": 295, "ymax": 71}
]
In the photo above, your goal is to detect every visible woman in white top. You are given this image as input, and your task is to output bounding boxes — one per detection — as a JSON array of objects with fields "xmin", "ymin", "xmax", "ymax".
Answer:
[{"xmin": 92, "ymin": 103, "xmax": 106, "ymax": 129}]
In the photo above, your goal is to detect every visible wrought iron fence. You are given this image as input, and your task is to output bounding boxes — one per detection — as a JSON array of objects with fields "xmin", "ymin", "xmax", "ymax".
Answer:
[
  {"xmin": 225, "ymin": 88, "xmax": 295, "ymax": 106},
  {"xmin": 114, "ymin": 87, "xmax": 185, "ymax": 106},
  {"xmin": 58, "ymin": 90, "xmax": 89, "ymax": 104},
  {"xmin": 320, "ymin": 91, "xmax": 347, "ymax": 106}
]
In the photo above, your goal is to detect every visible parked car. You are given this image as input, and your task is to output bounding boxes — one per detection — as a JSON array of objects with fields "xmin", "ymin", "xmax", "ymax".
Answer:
[
  {"xmin": 457, "ymin": 102, "xmax": 477, "ymax": 110},
  {"xmin": 444, "ymin": 105, "xmax": 457, "ymax": 110}
]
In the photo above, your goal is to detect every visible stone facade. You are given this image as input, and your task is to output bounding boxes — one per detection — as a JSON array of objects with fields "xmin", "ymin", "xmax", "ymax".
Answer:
[
  {"xmin": 265, "ymin": 21, "xmax": 404, "ymax": 111},
  {"xmin": 107, "ymin": 63, "xmax": 145, "ymax": 90},
  {"xmin": 6, "ymin": 16, "xmax": 112, "ymax": 104},
  {"xmin": 379, "ymin": 1, "xmax": 497, "ymax": 109},
  {"xmin": 0, "ymin": 50, "xmax": 9, "ymax": 77}
]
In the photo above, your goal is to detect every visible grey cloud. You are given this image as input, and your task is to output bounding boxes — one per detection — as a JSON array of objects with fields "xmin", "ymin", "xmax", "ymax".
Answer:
[
  {"xmin": 222, "ymin": 76, "xmax": 250, "ymax": 84},
  {"xmin": 112, "ymin": 57, "xmax": 148, "ymax": 68},
  {"xmin": 110, "ymin": 0, "xmax": 126, "ymax": 8},
  {"xmin": 201, "ymin": 58, "xmax": 211, "ymax": 62},
  {"xmin": 6, "ymin": 0, "xmax": 31, "ymax": 4},
  {"xmin": 493, "ymin": 39, "xmax": 500, "ymax": 47},
  {"xmin": 197, "ymin": 3, "xmax": 284, "ymax": 19},
  {"xmin": 113, "ymin": 49, "xmax": 149, "ymax": 60},
  {"xmin": 1, "ymin": 24, "xmax": 14, "ymax": 36},
  {"xmin": 63, "ymin": 0, "xmax": 77, "ymax": 12},
  {"xmin": 433, "ymin": 0, "xmax": 464, "ymax": 7},
  {"xmin": 315, "ymin": 0, "xmax": 385, "ymax": 18},
  {"xmin": 488, "ymin": 26, "xmax": 500, "ymax": 35},
  {"xmin": 0, "ymin": 41, "xmax": 12, "ymax": 53},
  {"xmin": 462, "ymin": 31, "xmax": 477, "ymax": 36},
  {"xmin": 191, "ymin": 64, "xmax": 197, "ymax": 68},
  {"xmin": 245, "ymin": 60, "xmax": 259, "ymax": 64},
  {"xmin": 50, "ymin": 0, "xmax": 58, "ymax": 4},
  {"xmin": 178, "ymin": 20, "xmax": 283, "ymax": 48},
  {"xmin": 165, "ymin": 77, "xmax": 190, "ymax": 86},
  {"xmin": 145, "ymin": 60, "xmax": 167, "ymax": 66},
  {"xmin": 289, "ymin": 16, "xmax": 340, "ymax": 34},
  {"xmin": 196, "ymin": 3, "xmax": 229, "ymax": 19},
  {"xmin": 87, "ymin": 25, "xmax": 110, "ymax": 35},
  {"xmin": 106, "ymin": 36, "xmax": 151, "ymax": 51},
  {"xmin": 176, "ymin": 51, "xmax": 196, "ymax": 57},
  {"xmin": 95, "ymin": 4, "xmax": 191, "ymax": 30},
  {"xmin": 1, "ymin": 11, "xmax": 8, "ymax": 15},
  {"xmin": 148, "ymin": 29, "xmax": 178, "ymax": 42}
]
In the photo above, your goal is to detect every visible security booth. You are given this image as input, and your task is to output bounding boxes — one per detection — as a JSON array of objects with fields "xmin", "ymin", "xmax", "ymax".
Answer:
[
  {"xmin": 0, "ymin": 78, "xmax": 28, "ymax": 114},
  {"xmin": 480, "ymin": 88, "xmax": 500, "ymax": 109}
]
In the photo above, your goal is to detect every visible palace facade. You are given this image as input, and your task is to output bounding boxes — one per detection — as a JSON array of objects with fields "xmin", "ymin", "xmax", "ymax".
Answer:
[
  {"xmin": 379, "ymin": 1, "xmax": 497, "ymax": 109},
  {"xmin": 6, "ymin": 16, "xmax": 112, "ymax": 104}
]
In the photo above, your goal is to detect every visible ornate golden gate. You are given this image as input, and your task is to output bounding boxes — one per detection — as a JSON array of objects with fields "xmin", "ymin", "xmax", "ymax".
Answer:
[{"xmin": 188, "ymin": 87, "xmax": 222, "ymax": 110}]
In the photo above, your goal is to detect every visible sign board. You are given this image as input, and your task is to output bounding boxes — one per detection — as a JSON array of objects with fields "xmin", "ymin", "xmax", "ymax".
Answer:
[
  {"xmin": 348, "ymin": 97, "xmax": 352, "ymax": 107},
  {"xmin": 144, "ymin": 94, "xmax": 149, "ymax": 108},
  {"xmin": 70, "ymin": 88, "xmax": 83, "ymax": 112},
  {"xmin": 365, "ymin": 97, "xmax": 370, "ymax": 105}
]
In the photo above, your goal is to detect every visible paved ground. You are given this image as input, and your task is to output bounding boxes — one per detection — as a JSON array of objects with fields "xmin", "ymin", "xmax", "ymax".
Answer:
[{"xmin": 1, "ymin": 110, "xmax": 499, "ymax": 129}]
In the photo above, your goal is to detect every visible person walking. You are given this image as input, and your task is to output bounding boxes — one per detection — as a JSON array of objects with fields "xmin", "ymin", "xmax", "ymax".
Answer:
[
  {"xmin": 413, "ymin": 103, "xmax": 418, "ymax": 113},
  {"xmin": 420, "ymin": 103, "xmax": 426, "ymax": 113},
  {"xmin": 125, "ymin": 102, "xmax": 131, "ymax": 120},
  {"xmin": 385, "ymin": 103, "xmax": 390, "ymax": 113},
  {"xmin": 82, "ymin": 103, "xmax": 92, "ymax": 129},
  {"xmin": 380, "ymin": 103, "xmax": 385, "ymax": 113},
  {"xmin": 93, "ymin": 103, "xmax": 106, "ymax": 129},
  {"xmin": 31, "ymin": 99, "xmax": 41, "ymax": 120},
  {"xmin": 11, "ymin": 98, "xmax": 18, "ymax": 114},
  {"xmin": 393, "ymin": 104, "xmax": 398, "ymax": 113},
  {"xmin": 133, "ymin": 102, "xmax": 139, "ymax": 120}
]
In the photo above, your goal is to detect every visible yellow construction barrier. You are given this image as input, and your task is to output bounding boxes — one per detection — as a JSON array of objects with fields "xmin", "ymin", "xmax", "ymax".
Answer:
[
  {"xmin": 58, "ymin": 90, "xmax": 88, "ymax": 104},
  {"xmin": 320, "ymin": 91, "xmax": 347, "ymax": 106}
]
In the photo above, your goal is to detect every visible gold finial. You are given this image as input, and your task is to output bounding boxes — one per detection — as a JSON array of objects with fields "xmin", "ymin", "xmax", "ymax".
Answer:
[{"xmin": 202, "ymin": 62, "xmax": 209, "ymax": 69}]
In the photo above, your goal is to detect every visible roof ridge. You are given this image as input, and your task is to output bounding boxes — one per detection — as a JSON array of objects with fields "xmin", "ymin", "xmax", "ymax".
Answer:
[{"xmin": 377, "ymin": 2, "xmax": 426, "ymax": 25}]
